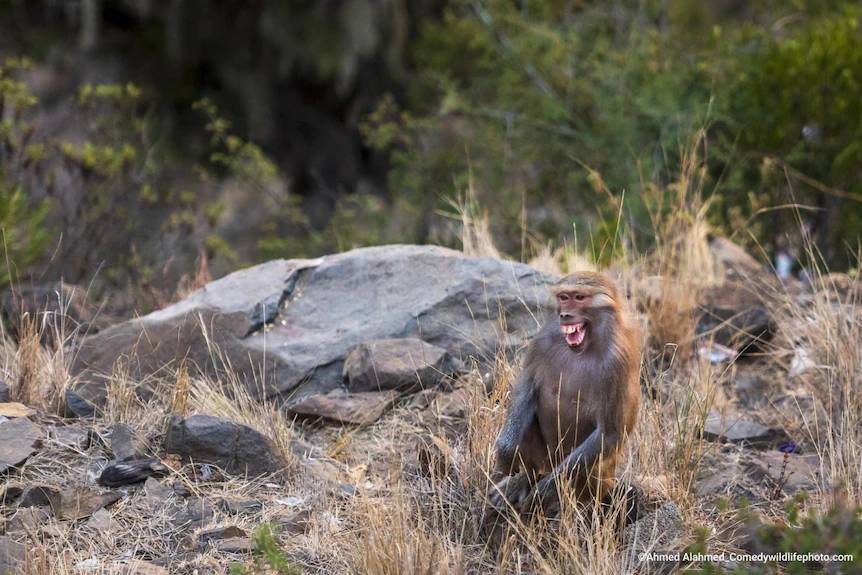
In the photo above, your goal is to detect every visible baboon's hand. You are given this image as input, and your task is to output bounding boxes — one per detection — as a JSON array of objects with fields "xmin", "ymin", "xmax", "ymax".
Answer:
[
  {"xmin": 527, "ymin": 473, "xmax": 558, "ymax": 511},
  {"xmin": 488, "ymin": 472, "xmax": 533, "ymax": 511}
]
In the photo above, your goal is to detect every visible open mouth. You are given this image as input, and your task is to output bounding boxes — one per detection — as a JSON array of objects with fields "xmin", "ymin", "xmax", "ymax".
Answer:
[{"xmin": 561, "ymin": 322, "xmax": 586, "ymax": 347}]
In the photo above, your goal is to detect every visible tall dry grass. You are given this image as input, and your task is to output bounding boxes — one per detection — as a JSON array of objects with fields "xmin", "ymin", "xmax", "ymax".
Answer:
[
  {"xmin": 0, "ymin": 293, "xmax": 80, "ymax": 414},
  {"xmin": 771, "ymin": 241, "xmax": 862, "ymax": 506}
]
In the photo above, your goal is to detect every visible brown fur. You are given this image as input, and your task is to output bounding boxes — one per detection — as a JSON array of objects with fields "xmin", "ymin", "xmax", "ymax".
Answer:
[{"xmin": 491, "ymin": 271, "xmax": 641, "ymax": 510}]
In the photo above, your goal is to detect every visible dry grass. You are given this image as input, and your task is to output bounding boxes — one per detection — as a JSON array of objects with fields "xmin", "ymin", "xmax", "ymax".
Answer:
[
  {"xmin": 1, "ymin": 312, "xmax": 74, "ymax": 414},
  {"xmin": 771, "ymin": 244, "xmax": 862, "ymax": 506}
]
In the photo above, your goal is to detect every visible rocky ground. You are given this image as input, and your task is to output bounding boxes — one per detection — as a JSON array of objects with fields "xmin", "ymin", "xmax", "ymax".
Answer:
[{"xmin": 1, "ymin": 242, "xmax": 859, "ymax": 574}]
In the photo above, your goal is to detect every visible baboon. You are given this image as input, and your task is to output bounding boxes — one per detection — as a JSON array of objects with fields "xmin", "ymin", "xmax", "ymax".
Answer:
[{"xmin": 490, "ymin": 271, "xmax": 641, "ymax": 511}]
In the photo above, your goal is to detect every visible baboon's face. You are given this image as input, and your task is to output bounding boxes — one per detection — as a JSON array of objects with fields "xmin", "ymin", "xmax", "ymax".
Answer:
[{"xmin": 554, "ymin": 274, "xmax": 617, "ymax": 349}]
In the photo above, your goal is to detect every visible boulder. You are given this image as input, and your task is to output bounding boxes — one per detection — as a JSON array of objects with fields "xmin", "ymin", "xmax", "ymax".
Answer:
[
  {"xmin": 71, "ymin": 246, "xmax": 555, "ymax": 406},
  {"xmin": 287, "ymin": 389, "xmax": 400, "ymax": 425},
  {"xmin": 164, "ymin": 414, "xmax": 286, "ymax": 477},
  {"xmin": 344, "ymin": 338, "xmax": 456, "ymax": 393},
  {"xmin": 0, "ymin": 417, "xmax": 43, "ymax": 473}
]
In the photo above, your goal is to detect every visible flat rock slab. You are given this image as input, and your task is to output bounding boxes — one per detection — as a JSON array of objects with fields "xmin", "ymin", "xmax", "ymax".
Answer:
[
  {"xmin": 703, "ymin": 410, "xmax": 785, "ymax": 446},
  {"xmin": 164, "ymin": 414, "xmax": 286, "ymax": 477},
  {"xmin": 0, "ymin": 416, "xmax": 43, "ymax": 473},
  {"xmin": 344, "ymin": 338, "xmax": 456, "ymax": 393},
  {"xmin": 71, "ymin": 246, "xmax": 555, "ymax": 407},
  {"xmin": 287, "ymin": 389, "xmax": 400, "ymax": 425},
  {"xmin": 0, "ymin": 402, "xmax": 34, "ymax": 418},
  {"xmin": 49, "ymin": 425, "xmax": 90, "ymax": 451},
  {"xmin": 59, "ymin": 488, "xmax": 121, "ymax": 520}
]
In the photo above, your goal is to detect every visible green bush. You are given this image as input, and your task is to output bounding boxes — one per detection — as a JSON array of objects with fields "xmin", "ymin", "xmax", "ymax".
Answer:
[{"xmin": 364, "ymin": 1, "xmax": 862, "ymax": 266}]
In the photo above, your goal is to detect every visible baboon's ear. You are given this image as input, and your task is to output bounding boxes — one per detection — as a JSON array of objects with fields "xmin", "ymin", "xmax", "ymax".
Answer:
[{"xmin": 590, "ymin": 293, "xmax": 615, "ymax": 308}]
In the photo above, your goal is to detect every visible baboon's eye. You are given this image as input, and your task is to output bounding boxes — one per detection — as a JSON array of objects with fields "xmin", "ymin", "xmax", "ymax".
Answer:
[
  {"xmin": 574, "ymin": 294, "xmax": 586, "ymax": 301},
  {"xmin": 558, "ymin": 293, "xmax": 570, "ymax": 302}
]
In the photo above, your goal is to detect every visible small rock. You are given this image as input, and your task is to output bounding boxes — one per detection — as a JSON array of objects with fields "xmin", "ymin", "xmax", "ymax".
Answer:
[
  {"xmin": 407, "ymin": 389, "xmax": 438, "ymax": 410},
  {"xmin": 703, "ymin": 410, "xmax": 785, "ymax": 446},
  {"xmin": 744, "ymin": 451, "xmax": 821, "ymax": 494},
  {"xmin": 143, "ymin": 477, "xmax": 175, "ymax": 501},
  {"xmin": 0, "ymin": 416, "xmax": 43, "ymax": 472},
  {"xmin": 39, "ymin": 522, "xmax": 68, "ymax": 538},
  {"xmin": 0, "ymin": 536, "xmax": 25, "ymax": 574},
  {"xmin": 215, "ymin": 537, "xmax": 254, "ymax": 553},
  {"xmin": 218, "ymin": 499, "xmax": 262, "ymax": 515},
  {"xmin": 86, "ymin": 508, "xmax": 114, "ymax": 531},
  {"xmin": 164, "ymin": 415, "xmax": 286, "ymax": 477},
  {"xmin": 344, "ymin": 338, "xmax": 456, "ymax": 393},
  {"xmin": 6, "ymin": 506, "xmax": 52, "ymax": 533},
  {"xmin": 197, "ymin": 525, "xmax": 247, "ymax": 546},
  {"xmin": 697, "ymin": 343, "xmax": 736, "ymax": 364},
  {"xmin": 696, "ymin": 304, "xmax": 773, "ymax": 357},
  {"xmin": 789, "ymin": 348, "xmax": 816, "ymax": 377},
  {"xmin": 734, "ymin": 374, "xmax": 757, "ymax": 394},
  {"xmin": 333, "ymin": 483, "xmax": 358, "ymax": 499},
  {"xmin": 625, "ymin": 502, "xmax": 684, "ymax": 561},
  {"xmin": 50, "ymin": 425, "xmax": 90, "ymax": 451},
  {"xmin": 169, "ymin": 497, "xmax": 214, "ymax": 530},
  {"xmin": 275, "ymin": 496, "xmax": 304, "ymax": 507},
  {"xmin": 110, "ymin": 423, "xmax": 138, "ymax": 461},
  {"xmin": 0, "ymin": 402, "xmax": 35, "ymax": 418},
  {"xmin": 104, "ymin": 559, "xmax": 169, "ymax": 575},
  {"xmin": 98, "ymin": 458, "xmax": 167, "ymax": 487},
  {"xmin": 709, "ymin": 237, "xmax": 763, "ymax": 277},
  {"xmin": 59, "ymin": 488, "xmax": 121, "ymax": 521},
  {"xmin": 19, "ymin": 485, "xmax": 62, "ymax": 511},
  {"xmin": 430, "ymin": 387, "xmax": 472, "ymax": 419},
  {"xmin": 64, "ymin": 382, "xmax": 106, "ymax": 418},
  {"xmin": 287, "ymin": 389, "xmax": 400, "ymax": 425},
  {"xmin": 0, "ymin": 380, "xmax": 9, "ymax": 402},
  {"xmin": 74, "ymin": 558, "xmax": 101, "ymax": 571},
  {"xmin": 275, "ymin": 508, "xmax": 312, "ymax": 534}
]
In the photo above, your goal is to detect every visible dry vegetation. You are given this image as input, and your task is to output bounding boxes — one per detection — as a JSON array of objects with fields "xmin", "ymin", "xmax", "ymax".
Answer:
[{"xmin": 1, "ymin": 139, "xmax": 860, "ymax": 574}]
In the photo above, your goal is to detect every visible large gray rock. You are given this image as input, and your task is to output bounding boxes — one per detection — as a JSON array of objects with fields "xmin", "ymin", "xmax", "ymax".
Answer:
[
  {"xmin": 71, "ymin": 245, "xmax": 555, "ymax": 404},
  {"xmin": 164, "ymin": 414, "xmax": 287, "ymax": 477},
  {"xmin": 344, "ymin": 338, "xmax": 456, "ymax": 393}
]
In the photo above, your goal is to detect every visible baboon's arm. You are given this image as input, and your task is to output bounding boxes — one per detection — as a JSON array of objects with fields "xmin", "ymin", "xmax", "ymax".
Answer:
[
  {"xmin": 536, "ymin": 407, "xmax": 623, "ymax": 490},
  {"xmin": 494, "ymin": 370, "xmax": 537, "ymax": 474}
]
